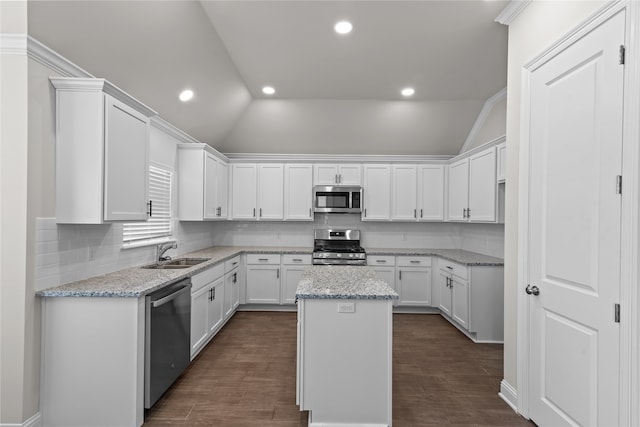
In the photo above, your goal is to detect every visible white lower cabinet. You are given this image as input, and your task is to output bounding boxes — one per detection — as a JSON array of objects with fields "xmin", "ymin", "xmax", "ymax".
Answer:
[
  {"xmin": 438, "ymin": 259, "xmax": 503, "ymax": 342},
  {"xmin": 396, "ymin": 256, "xmax": 432, "ymax": 306},
  {"xmin": 282, "ymin": 254, "xmax": 312, "ymax": 304},
  {"xmin": 223, "ymin": 256, "xmax": 241, "ymax": 319},
  {"xmin": 245, "ymin": 254, "xmax": 282, "ymax": 304},
  {"xmin": 368, "ymin": 255, "xmax": 397, "ymax": 305},
  {"xmin": 191, "ymin": 263, "xmax": 225, "ymax": 359}
]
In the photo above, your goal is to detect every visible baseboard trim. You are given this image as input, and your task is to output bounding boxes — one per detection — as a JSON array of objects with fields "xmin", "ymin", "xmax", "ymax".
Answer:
[
  {"xmin": 0, "ymin": 413, "xmax": 42, "ymax": 427},
  {"xmin": 499, "ymin": 379, "xmax": 518, "ymax": 413}
]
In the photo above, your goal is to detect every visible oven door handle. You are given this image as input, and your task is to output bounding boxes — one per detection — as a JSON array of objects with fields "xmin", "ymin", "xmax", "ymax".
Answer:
[{"xmin": 151, "ymin": 284, "xmax": 191, "ymax": 308}]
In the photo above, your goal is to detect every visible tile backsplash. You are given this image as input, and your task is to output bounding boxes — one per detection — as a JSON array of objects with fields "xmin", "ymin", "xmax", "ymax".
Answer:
[
  {"xmin": 35, "ymin": 215, "xmax": 504, "ymax": 291},
  {"xmin": 34, "ymin": 218, "xmax": 216, "ymax": 291}
]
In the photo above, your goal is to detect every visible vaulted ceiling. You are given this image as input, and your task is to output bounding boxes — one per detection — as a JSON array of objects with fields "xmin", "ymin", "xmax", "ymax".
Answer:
[{"xmin": 27, "ymin": 1, "xmax": 508, "ymax": 155}]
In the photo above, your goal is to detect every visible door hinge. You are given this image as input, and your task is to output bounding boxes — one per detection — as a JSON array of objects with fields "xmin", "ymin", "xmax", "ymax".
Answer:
[
  {"xmin": 614, "ymin": 303, "xmax": 620, "ymax": 323},
  {"xmin": 616, "ymin": 175, "xmax": 622, "ymax": 194},
  {"xmin": 619, "ymin": 45, "xmax": 626, "ymax": 65}
]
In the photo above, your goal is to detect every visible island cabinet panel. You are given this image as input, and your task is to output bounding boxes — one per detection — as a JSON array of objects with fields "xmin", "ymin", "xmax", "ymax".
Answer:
[
  {"xmin": 297, "ymin": 299, "xmax": 392, "ymax": 426},
  {"xmin": 41, "ymin": 296, "xmax": 145, "ymax": 427}
]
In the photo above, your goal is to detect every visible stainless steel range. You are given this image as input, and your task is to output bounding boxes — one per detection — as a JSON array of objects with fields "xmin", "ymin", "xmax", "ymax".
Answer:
[{"xmin": 312, "ymin": 229, "xmax": 366, "ymax": 265}]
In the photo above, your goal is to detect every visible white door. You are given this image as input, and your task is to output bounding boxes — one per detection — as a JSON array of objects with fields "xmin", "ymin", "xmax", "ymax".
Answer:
[{"xmin": 527, "ymin": 11, "xmax": 624, "ymax": 426}]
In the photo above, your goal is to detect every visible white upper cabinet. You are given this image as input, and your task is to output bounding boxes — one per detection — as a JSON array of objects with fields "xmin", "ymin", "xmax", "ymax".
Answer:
[
  {"xmin": 231, "ymin": 163, "xmax": 284, "ymax": 220},
  {"xmin": 363, "ymin": 164, "xmax": 391, "ymax": 220},
  {"xmin": 177, "ymin": 144, "xmax": 228, "ymax": 221},
  {"xmin": 468, "ymin": 148, "xmax": 497, "ymax": 222},
  {"xmin": 51, "ymin": 78, "xmax": 156, "ymax": 224},
  {"xmin": 258, "ymin": 164, "xmax": 284, "ymax": 220},
  {"xmin": 284, "ymin": 164, "xmax": 313, "ymax": 221},
  {"xmin": 497, "ymin": 142, "xmax": 506, "ymax": 183},
  {"xmin": 231, "ymin": 164, "xmax": 258, "ymax": 219},
  {"xmin": 447, "ymin": 146, "xmax": 497, "ymax": 222},
  {"xmin": 391, "ymin": 165, "xmax": 418, "ymax": 221},
  {"xmin": 417, "ymin": 164, "xmax": 445, "ymax": 221},
  {"xmin": 313, "ymin": 164, "xmax": 362, "ymax": 186}
]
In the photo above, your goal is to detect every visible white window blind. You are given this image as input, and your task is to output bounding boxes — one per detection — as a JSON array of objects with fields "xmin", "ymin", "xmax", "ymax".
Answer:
[{"xmin": 123, "ymin": 165, "xmax": 172, "ymax": 243}]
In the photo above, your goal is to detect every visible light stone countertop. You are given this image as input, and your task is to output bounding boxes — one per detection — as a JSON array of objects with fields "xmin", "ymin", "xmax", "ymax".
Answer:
[
  {"xmin": 36, "ymin": 246, "xmax": 502, "ymax": 298},
  {"xmin": 296, "ymin": 265, "xmax": 398, "ymax": 300}
]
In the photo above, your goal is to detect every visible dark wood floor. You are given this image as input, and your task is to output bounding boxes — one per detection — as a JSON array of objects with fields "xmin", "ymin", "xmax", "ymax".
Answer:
[{"xmin": 144, "ymin": 311, "xmax": 532, "ymax": 426}]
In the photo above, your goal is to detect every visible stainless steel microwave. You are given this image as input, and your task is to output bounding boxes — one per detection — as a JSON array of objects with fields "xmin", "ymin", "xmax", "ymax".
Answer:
[{"xmin": 313, "ymin": 186, "xmax": 362, "ymax": 214}]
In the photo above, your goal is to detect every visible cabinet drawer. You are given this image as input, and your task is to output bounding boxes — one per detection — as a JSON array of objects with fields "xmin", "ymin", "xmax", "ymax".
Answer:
[
  {"xmin": 282, "ymin": 254, "xmax": 311, "ymax": 265},
  {"xmin": 439, "ymin": 260, "xmax": 467, "ymax": 280},
  {"xmin": 368, "ymin": 255, "xmax": 396, "ymax": 266},
  {"xmin": 191, "ymin": 263, "xmax": 225, "ymax": 292},
  {"xmin": 224, "ymin": 256, "xmax": 241, "ymax": 272},
  {"xmin": 397, "ymin": 256, "xmax": 431, "ymax": 267},
  {"xmin": 246, "ymin": 254, "xmax": 282, "ymax": 265}
]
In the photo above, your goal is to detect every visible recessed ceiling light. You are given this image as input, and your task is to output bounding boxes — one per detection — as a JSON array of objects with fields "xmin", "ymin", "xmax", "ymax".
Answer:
[
  {"xmin": 334, "ymin": 21, "xmax": 353, "ymax": 35},
  {"xmin": 262, "ymin": 86, "xmax": 276, "ymax": 95},
  {"xmin": 179, "ymin": 89, "xmax": 194, "ymax": 102},
  {"xmin": 401, "ymin": 87, "xmax": 415, "ymax": 97}
]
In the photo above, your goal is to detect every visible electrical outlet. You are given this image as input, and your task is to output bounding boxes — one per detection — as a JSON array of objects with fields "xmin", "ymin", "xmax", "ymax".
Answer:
[{"xmin": 337, "ymin": 302, "xmax": 355, "ymax": 313}]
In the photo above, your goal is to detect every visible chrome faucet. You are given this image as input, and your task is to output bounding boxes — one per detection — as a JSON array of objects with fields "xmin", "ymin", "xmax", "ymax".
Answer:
[{"xmin": 157, "ymin": 242, "xmax": 177, "ymax": 262}]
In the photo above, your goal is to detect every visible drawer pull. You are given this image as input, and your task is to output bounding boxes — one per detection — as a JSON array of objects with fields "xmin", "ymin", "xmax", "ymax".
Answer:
[
  {"xmin": 293, "ymin": 258, "xmax": 303, "ymax": 262},
  {"xmin": 446, "ymin": 266, "xmax": 453, "ymax": 270},
  {"xmin": 410, "ymin": 260, "xmax": 421, "ymax": 264},
  {"xmin": 258, "ymin": 258, "xmax": 269, "ymax": 261},
  {"xmin": 376, "ymin": 260, "xmax": 387, "ymax": 263}
]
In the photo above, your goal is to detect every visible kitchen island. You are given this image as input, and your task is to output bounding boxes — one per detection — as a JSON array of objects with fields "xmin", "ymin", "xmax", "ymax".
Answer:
[{"xmin": 296, "ymin": 266, "xmax": 398, "ymax": 427}]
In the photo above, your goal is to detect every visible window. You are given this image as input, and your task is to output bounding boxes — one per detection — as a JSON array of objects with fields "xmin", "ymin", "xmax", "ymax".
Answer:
[{"xmin": 122, "ymin": 165, "xmax": 173, "ymax": 245}]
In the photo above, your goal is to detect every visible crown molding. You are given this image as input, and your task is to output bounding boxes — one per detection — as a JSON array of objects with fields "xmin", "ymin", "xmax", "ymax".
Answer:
[
  {"xmin": 459, "ymin": 87, "xmax": 507, "ymax": 155},
  {"xmin": 451, "ymin": 135, "xmax": 505, "ymax": 163},
  {"xmin": 50, "ymin": 77, "xmax": 157, "ymax": 117},
  {"xmin": 223, "ymin": 153, "xmax": 453, "ymax": 164},
  {"xmin": 0, "ymin": 33, "xmax": 27, "ymax": 55},
  {"xmin": 26, "ymin": 36, "xmax": 92, "ymax": 77},
  {"xmin": 495, "ymin": 0, "xmax": 532, "ymax": 25}
]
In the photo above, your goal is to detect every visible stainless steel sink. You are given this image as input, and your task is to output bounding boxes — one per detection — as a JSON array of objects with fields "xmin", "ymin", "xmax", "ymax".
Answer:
[{"xmin": 142, "ymin": 258, "xmax": 210, "ymax": 270}]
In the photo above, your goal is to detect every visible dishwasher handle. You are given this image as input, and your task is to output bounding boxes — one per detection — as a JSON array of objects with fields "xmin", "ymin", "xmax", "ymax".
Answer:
[{"xmin": 151, "ymin": 283, "xmax": 191, "ymax": 308}]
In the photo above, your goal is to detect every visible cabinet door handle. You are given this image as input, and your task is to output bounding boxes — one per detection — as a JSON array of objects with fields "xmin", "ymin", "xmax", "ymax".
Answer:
[
  {"xmin": 253, "ymin": 208, "xmax": 256, "ymax": 217},
  {"xmin": 364, "ymin": 208, "xmax": 367, "ymax": 217},
  {"xmin": 309, "ymin": 208, "xmax": 312, "ymax": 217},
  {"xmin": 259, "ymin": 208, "xmax": 263, "ymax": 217},
  {"xmin": 217, "ymin": 207, "xmax": 221, "ymax": 216},
  {"xmin": 147, "ymin": 200, "xmax": 152, "ymax": 217},
  {"xmin": 233, "ymin": 272, "xmax": 237, "ymax": 283},
  {"xmin": 335, "ymin": 174, "xmax": 339, "ymax": 184},
  {"xmin": 420, "ymin": 209, "xmax": 423, "ymax": 218},
  {"xmin": 211, "ymin": 287, "xmax": 216, "ymax": 300},
  {"xmin": 339, "ymin": 174, "xmax": 342, "ymax": 184},
  {"xmin": 277, "ymin": 268, "xmax": 280, "ymax": 279},
  {"xmin": 467, "ymin": 208, "xmax": 471, "ymax": 219},
  {"xmin": 399, "ymin": 270, "xmax": 402, "ymax": 280},
  {"xmin": 414, "ymin": 209, "xmax": 417, "ymax": 218}
]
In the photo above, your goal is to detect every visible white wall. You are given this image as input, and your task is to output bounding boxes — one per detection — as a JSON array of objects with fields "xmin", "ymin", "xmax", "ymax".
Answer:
[
  {"xmin": 468, "ymin": 97, "xmax": 507, "ymax": 151},
  {"xmin": 0, "ymin": 2, "xmax": 32, "ymax": 423},
  {"xmin": 219, "ymin": 99, "xmax": 485, "ymax": 155},
  {"xmin": 503, "ymin": 0, "xmax": 606, "ymax": 394}
]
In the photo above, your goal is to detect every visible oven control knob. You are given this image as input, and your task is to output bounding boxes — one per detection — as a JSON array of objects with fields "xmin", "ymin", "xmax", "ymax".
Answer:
[{"xmin": 349, "ymin": 254, "xmax": 354, "ymax": 257}]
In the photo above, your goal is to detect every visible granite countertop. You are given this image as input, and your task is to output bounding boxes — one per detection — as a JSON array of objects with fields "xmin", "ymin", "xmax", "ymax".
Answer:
[
  {"xmin": 296, "ymin": 266, "xmax": 398, "ymax": 300},
  {"xmin": 36, "ymin": 246, "xmax": 501, "ymax": 298},
  {"xmin": 365, "ymin": 248, "xmax": 504, "ymax": 266},
  {"xmin": 36, "ymin": 246, "xmax": 312, "ymax": 298}
]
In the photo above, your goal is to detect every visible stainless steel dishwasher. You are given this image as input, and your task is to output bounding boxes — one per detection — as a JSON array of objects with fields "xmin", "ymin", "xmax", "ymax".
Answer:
[{"xmin": 145, "ymin": 278, "xmax": 191, "ymax": 409}]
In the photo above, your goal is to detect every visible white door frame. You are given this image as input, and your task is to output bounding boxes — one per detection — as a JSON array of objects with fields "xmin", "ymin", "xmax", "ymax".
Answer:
[{"xmin": 516, "ymin": 1, "xmax": 640, "ymax": 425}]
